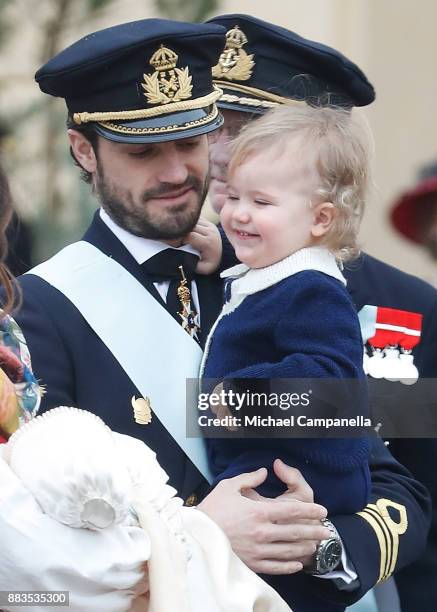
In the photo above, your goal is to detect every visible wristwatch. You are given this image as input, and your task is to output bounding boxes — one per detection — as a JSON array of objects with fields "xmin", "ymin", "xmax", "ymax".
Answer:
[{"xmin": 306, "ymin": 518, "xmax": 343, "ymax": 575}]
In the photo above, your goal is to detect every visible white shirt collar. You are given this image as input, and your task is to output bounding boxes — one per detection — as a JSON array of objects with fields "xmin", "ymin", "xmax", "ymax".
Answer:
[
  {"xmin": 220, "ymin": 246, "xmax": 346, "ymax": 297},
  {"xmin": 99, "ymin": 208, "xmax": 199, "ymax": 265}
]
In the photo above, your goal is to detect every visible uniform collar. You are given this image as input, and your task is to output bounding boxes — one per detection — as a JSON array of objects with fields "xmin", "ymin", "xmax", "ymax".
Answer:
[
  {"xmin": 99, "ymin": 208, "xmax": 199, "ymax": 265},
  {"xmin": 221, "ymin": 246, "xmax": 346, "ymax": 297}
]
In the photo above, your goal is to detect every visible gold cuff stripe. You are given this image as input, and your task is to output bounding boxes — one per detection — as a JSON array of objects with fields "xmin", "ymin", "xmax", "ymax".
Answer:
[
  {"xmin": 214, "ymin": 80, "xmax": 306, "ymax": 106},
  {"xmin": 357, "ymin": 499, "xmax": 408, "ymax": 583},
  {"xmin": 98, "ymin": 105, "xmax": 219, "ymax": 136},
  {"xmin": 362, "ymin": 507, "xmax": 393, "ymax": 580},
  {"xmin": 375, "ymin": 498, "xmax": 408, "ymax": 578},
  {"xmin": 365, "ymin": 504, "xmax": 394, "ymax": 580},
  {"xmin": 73, "ymin": 88, "xmax": 222, "ymax": 125},
  {"xmin": 357, "ymin": 509, "xmax": 389, "ymax": 583}
]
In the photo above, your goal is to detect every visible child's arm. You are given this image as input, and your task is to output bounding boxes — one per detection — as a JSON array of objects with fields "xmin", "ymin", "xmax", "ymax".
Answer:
[{"xmin": 184, "ymin": 218, "xmax": 222, "ymax": 274}]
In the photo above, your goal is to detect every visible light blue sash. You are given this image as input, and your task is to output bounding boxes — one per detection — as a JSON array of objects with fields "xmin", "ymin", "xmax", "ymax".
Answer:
[{"xmin": 28, "ymin": 241, "xmax": 212, "ymax": 482}]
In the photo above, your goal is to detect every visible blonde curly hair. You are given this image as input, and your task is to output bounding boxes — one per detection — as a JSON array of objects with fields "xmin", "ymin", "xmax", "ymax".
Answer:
[{"xmin": 228, "ymin": 104, "xmax": 373, "ymax": 261}]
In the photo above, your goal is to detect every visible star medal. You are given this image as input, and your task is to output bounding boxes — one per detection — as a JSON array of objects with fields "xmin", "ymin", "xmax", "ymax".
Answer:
[{"xmin": 177, "ymin": 266, "xmax": 200, "ymax": 342}]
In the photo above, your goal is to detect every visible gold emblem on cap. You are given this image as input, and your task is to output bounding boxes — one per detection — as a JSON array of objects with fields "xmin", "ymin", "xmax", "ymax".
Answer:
[
  {"xmin": 212, "ymin": 25, "xmax": 254, "ymax": 82},
  {"xmin": 142, "ymin": 45, "xmax": 193, "ymax": 106},
  {"xmin": 131, "ymin": 396, "xmax": 152, "ymax": 425}
]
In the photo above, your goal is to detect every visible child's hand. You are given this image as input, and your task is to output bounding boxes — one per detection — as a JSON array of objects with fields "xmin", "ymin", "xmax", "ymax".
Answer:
[
  {"xmin": 209, "ymin": 382, "xmax": 238, "ymax": 431},
  {"xmin": 185, "ymin": 218, "xmax": 222, "ymax": 274}
]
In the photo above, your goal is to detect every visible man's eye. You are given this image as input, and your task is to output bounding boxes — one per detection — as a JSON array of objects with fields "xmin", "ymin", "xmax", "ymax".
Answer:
[
  {"xmin": 178, "ymin": 139, "xmax": 200, "ymax": 150},
  {"xmin": 129, "ymin": 148, "xmax": 153, "ymax": 158}
]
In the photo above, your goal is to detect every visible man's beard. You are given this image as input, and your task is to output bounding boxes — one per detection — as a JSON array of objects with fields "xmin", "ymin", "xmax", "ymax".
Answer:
[{"xmin": 95, "ymin": 164, "xmax": 210, "ymax": 240}]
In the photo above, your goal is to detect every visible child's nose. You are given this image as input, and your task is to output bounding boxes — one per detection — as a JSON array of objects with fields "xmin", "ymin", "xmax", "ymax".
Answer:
[{"xmin": 232, "ymin": 203, "xmax": 251, "ymax": 224}]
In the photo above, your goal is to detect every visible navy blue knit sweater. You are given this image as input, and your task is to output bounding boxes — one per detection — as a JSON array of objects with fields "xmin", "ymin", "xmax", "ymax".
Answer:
[{"xmin": 202, "ymin": 253, "xmax": 370, "ymax": 514}]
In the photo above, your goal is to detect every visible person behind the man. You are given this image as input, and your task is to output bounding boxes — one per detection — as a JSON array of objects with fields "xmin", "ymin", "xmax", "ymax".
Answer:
[
  {"xmin": 205, "ymin": 13, "xmax": 437, "ymax": 612},
  {"xmin": 391, "ymin": 160, "xmax": 437, "ymax": 286},
  {"xmin": 2, "ymin": 16, "xmax": 430, "ymax": 612}
]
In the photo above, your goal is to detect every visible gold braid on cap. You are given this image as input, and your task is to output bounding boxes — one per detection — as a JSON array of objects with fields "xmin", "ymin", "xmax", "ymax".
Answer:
[
  {"xmin": 219, "ymin": 94, "xmax": 278, "ymax": 109},
  {"xmin": 214, "ymin": 80, "xmax": 306, "ymax": 108},
  {"xmin": 98, "ymin": 105, "xmax": 219, "ymax": 136},
  {"xmin": 73, "ymin": 87, "xmax": 222, "ymax": 125}
]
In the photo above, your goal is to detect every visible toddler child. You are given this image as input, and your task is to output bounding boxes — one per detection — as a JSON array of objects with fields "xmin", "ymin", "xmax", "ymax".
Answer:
[{"xmin": 200, "ymin": 104, "xmax": 372, "ymax": 515}]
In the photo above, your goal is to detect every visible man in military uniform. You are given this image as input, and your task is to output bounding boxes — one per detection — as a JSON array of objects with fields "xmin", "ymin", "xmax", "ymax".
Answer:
[
  {"xmin": 0, "ymin": 16, "xmax": 430, "ymax": 612},
  {"xmin": 206, "ymin": 13, "xmax": 437, "ymax": 612}
]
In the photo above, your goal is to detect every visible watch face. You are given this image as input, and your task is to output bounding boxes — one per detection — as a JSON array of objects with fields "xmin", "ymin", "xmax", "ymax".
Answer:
[{"xmin": 320, "ymin": 539, "xmax": 342, "ymax": 572}]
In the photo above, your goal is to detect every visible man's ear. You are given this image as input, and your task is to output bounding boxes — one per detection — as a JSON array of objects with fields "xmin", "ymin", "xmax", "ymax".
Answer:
[
  {"xmin": 311, "ymin": 202, "xmax": 336, "ymax": 238},
  {"xmin": 67, "ymin": 129, "xmax": 98, "ymax": 174}
]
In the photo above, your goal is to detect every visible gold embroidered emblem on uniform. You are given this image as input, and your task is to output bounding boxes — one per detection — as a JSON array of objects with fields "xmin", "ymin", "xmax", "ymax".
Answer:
[
  {"xmin": 142, "ymin": 45, "xmax": 193, "ymax": 105},
  {"xmin": 357, "ymin": 498, "xmax": 408, "ymax": 583},
  {"xmin": 131, "ymin": 396, "xmax": 152, "ymax": 425},
  {"xmin": 212, "ymin": 25, "xmax": 254, "ymax": 81}
]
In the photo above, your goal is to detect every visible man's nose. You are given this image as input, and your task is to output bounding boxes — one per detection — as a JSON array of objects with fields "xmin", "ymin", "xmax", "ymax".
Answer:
[
  {"xmin": 209, "ymin": 129, "xmax": 231, "ymax": 169},
  {"xmin": 157, "ymin": 149, "xmax": 189, "ymax": 184}
]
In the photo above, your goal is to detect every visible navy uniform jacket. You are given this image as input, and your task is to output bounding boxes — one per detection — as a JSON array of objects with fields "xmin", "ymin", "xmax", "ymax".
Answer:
[
  {"xmin": 15, "ymin": 223, "xmax": 431, "ymax": 612},
  {"xmin": 344, "ymin": 253, "xmax": 437, "ymax": 612},
  {"xmin": 15, "ymin": 213, "xmax": 223, "ymax": 501}
]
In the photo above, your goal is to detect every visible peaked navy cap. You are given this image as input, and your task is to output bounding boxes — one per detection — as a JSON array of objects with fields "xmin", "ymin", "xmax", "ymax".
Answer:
[
  {"xmin": 206, "ymin": 14, "xmax": 375, "ymax": 114},
  {"xmin": 35, "ymin": 19, "xmax": 226, "ymax": 142}
]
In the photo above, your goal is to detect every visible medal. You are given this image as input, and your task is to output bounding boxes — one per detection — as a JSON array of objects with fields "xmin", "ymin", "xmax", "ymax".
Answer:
[
  {"xmin": 363, "ymin": 306, "xmax": 422, "ymax": 383},
  {"xmin": 367, "ymin": 347, "xmax": 385, "ymax": 378},
  {"xmin": 398, "ymin": 351, "xmax": 419, "ymax": 386},
  {"xmin": 366, "ymin": 308, "xmax": 403, "ymax": 380},
  {"xmin": 382, "ymin": 346, "xmax": 401, "ymax": 382},
  {"xmin": 177, "ymin": 265, "xmax": 200, "ymax": 342},
  {"xmin": 398, "ymin": 311, "xmax": 422, "ymax": 385}
]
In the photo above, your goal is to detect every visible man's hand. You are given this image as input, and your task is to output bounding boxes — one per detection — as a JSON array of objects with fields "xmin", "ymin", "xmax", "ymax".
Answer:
[
  {"xmin": 244, "ymin": 459, "xmax": 314, "ymax": 504},
  {"xmin": 198, "ymin": 467, "xmax": 330, "ymax": 575},
  {"xmin": 184, "ymin": 218, "xmax": 222, "ymax": 274},
  {"xmin": 242, "ymin": 459, "xmax": 323, "ymax": 569}
]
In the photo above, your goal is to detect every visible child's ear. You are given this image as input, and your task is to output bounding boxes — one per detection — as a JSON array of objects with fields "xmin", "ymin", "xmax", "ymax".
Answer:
[
  {"xmin": 67, "ymin": 129, "xmax": 98, "ymax": 174},
  {"xmin": 311, "ymin": 202, "xmax": 336, "ymax": 238}
]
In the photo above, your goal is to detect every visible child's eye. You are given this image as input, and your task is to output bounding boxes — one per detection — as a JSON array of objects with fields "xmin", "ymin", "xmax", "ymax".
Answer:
[
  {"xmin": 227, "ymin": 194, "xmax": 239, "ymax": 201},
  {"xmin": 254, "ymin": 199, "xmax": 272, "ymax": 206}
]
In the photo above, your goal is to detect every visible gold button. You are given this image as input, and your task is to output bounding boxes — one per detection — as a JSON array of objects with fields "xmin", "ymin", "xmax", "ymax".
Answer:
[{"xmin": 185, "ymin": 494, "xmax": 198, "ymax": 507}]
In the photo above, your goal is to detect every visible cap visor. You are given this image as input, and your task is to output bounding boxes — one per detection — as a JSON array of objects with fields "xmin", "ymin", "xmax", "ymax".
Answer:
[
  {"xmin": 94, "ymin": 106, "xmax": 223, "ymax": 143},
  {"xmin": 217, "ymin": 99, "xmax": 266, "ymax": 115}
]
